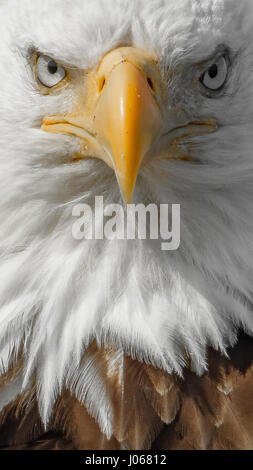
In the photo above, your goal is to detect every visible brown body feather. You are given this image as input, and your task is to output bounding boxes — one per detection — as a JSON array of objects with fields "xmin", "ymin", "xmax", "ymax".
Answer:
[{"xmin": 1, "ymin": 332, "xmax": 253, "ymax": 450}]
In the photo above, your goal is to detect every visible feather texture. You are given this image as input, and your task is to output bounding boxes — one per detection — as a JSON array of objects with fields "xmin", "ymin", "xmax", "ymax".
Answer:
[
  {"xmin": 0, "ymin": 0, "xmax": 253, "ymax": 444},
  {"xmin": 0, "ymin": 333, "xmax": 253, "ymax": 450}
]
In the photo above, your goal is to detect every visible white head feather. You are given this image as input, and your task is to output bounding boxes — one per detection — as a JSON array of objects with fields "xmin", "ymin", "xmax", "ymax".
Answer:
[{"xmin": 0, "ymin": 0, "xmax": 253, "ymax": 434}]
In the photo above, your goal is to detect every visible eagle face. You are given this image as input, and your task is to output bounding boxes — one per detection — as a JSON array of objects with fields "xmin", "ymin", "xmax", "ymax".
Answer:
[{"xmin": 1, "ymin": 0, "xmax": 253, "ymax": 426}]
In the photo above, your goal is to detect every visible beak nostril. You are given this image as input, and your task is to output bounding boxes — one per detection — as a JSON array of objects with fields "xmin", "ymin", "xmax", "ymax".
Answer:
[
  {"xmin": 99, "ymin": 77, "xmax": 106, "ymax": 92},
  {"xmin": 147, "ymin": 76, "xmax": 155, "ymax": 92}
]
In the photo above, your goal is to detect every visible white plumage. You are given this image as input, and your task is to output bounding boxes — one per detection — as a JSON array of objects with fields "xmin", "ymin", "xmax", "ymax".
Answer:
[{"xmin": 0, "ymin": 0, "xmax": 253, "ymax": 440}]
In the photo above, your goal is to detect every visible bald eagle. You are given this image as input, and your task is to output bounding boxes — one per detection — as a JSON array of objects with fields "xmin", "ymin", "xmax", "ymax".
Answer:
[{"xmin": 0, "ymin": 0, "xmax": 253, "ymax": 450}]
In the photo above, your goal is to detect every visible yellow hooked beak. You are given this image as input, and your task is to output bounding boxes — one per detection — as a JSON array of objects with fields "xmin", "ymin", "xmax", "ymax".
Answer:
[
  {"xmin": 93, "ymin": 61, "xmax": 163, "ymax": 203},
  {"xmin": 42, "ymin": 47, "xmax": 164, "ymax": 203}
]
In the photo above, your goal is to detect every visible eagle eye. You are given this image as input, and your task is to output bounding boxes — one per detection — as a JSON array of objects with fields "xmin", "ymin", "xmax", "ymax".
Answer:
[
  {"xmin": 36, "ymin": 55, "xmax": 66, "ymax": 88},
  {"xmin": 200, "ymin": 55, "xmax": 228, "ymax": 91}
]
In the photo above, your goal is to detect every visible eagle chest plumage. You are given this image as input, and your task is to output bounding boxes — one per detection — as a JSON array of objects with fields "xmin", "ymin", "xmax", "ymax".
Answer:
[
  {"xmin": 1, "ymin": 0, "xmax": 253, "ymax": 452},
  {"xmin": 0, "ymin": 333, "xmax": 253, "ymax": 450}
]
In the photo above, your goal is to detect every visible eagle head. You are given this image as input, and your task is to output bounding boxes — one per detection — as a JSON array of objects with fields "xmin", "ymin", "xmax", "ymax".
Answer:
[{"xmin": 0, "ymin": 0, "xmax": 253, "ymax": 433}]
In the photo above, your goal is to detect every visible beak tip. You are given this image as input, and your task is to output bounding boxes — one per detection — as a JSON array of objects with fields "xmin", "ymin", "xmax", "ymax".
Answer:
[
  {"xmin": 114, "ymin": 168, "xmax": 136, "ymax": 205},
  {"xmin": 121, "ymin": 191, "xmax": 133, "ymax": 205},
  {"xmin": 118, "ymin": 179, "xmax": 136, "ymax": 205}
]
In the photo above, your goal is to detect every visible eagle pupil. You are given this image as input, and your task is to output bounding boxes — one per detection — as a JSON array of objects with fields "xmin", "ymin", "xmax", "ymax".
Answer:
[
  {"xmin": 208, "ymin": 64, "xmax": 218, "ymax": 79},
  {"xmin": 48, "ymin": 61, "xmax": 58, "ymax": 74}
]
